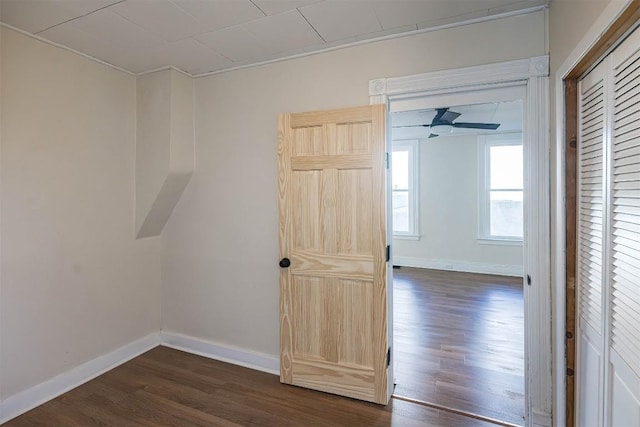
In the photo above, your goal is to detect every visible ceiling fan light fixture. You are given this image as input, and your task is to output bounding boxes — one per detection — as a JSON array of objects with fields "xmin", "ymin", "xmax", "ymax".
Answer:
[{"xmin": 430, "ymin": 124, "xmax": 453, "ymax": 135}]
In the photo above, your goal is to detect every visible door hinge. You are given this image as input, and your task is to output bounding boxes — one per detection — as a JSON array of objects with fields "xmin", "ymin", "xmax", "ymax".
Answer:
[
  {"xmin": 386, "ymin": 245, "xmax": 390, "ymax": 262},
  {"xmin": 387, "ymin": 347, "xmax": 391, "ymax": 367},
  {"xmin": 385, "ymin": 152, "xmax": 390, "ymax": 169},
  {"xmin": 527, "ymin": 274, "xmax": 532, "ymax": 286}
]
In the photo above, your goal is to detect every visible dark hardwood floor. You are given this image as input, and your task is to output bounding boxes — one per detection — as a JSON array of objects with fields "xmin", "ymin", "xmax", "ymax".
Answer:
[
  {"xmin": 393, "ymin": 267, "xmax": 525, "ymax": 426},
  {"xmin": 4, "ymin": 268, "xmax": 523, "ymax": 427},
  {"xmin": 4, "ymin": 346, "xmax": 504, "ymax": 427}
]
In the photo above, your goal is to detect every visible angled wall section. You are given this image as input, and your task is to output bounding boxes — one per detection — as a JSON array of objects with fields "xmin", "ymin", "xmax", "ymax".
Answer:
[{"xmin": 135, "ymin": 69, "xmax": 194, "ymax": 238}]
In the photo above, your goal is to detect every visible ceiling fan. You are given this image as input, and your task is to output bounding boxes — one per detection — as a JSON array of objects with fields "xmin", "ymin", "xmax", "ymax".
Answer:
[{"xmin": 393, "ymin": 107, "xmax": 500, "ymax": 138}]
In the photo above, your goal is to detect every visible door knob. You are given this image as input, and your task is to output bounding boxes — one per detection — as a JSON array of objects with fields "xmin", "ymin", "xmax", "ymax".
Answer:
[{"xmin": 279, "ymin": 258, "xmax": 291, "ymax": 268}]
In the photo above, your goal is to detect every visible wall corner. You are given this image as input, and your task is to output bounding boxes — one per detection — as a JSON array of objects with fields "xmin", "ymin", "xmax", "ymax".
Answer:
[{"xmin": 135, "ymin": 69, "xmax": 194, "ymax": 239}]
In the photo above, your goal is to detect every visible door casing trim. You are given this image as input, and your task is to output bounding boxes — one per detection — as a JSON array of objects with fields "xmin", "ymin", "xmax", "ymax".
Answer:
[
  {"xmin": 370, "ymin": 55, "xmax": 551, "ymax": 427},
  {"xmin": 555, "ymin": 1, "xmax": 640, "ymax": 426}
]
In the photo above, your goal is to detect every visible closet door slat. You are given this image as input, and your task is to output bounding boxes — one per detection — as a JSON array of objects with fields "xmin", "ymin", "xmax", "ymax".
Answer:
[
  {"xmin": 578, "ymin": 74, "xmax": 606, "ymax": 336},
  {"xmin": 611, "ymin": 46, "xmax": 640, "ymax": 378}
]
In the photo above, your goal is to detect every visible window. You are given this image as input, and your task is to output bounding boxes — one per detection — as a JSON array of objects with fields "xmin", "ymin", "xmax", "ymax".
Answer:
[
  {"xmin": 392, "ymin": 140, "xmax": 418, "ymax": 238},
  {"xmin": 479, "ymin": 135, "xmax": 523, "ymax": 242}
]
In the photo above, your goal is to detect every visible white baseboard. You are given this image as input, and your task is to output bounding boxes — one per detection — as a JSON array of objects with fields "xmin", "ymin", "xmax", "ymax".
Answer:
[
  {"xmin": 160, "ymin": 331, "xmax": 280, "ymax": 376},
  {"xmin": 0, "ymin": 331, "xmax": 279, "ymax": 425},
  {"xmin": 0, "ymin": 332, "xmax": 160, "ymax": 425},
  {"xmin": 532, "ymin": 409, "xmax": 552, "ymax": 427},
  {"xmin": 393, "ymin": 256, "xmax": 523, "ymax": 277}
]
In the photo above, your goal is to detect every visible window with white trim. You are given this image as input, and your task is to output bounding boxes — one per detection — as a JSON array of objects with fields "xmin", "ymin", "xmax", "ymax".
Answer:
[
  {"xmin": 478, "ymin": 135, "xmax": 523, "ymax": 242},
  {"xmin": 392, "ymin": 140, "xmax": 419, "ymax": 238}
]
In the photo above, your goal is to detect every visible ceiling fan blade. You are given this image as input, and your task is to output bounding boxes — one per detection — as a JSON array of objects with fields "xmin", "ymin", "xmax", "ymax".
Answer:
[
  {"xmin": 432, "ymin": 108, "xmax": 448, "ymax": 123},
  {"xmin": 452, "ymin": 122, "xmax": 501, "ymax": 130},
  {"xmin": 391, "ymin": 124, "xmax": 430, "ymax": 128},
  {"xmin": 440, "ymin": 110, "xmax": 461, "ymax": 123}
]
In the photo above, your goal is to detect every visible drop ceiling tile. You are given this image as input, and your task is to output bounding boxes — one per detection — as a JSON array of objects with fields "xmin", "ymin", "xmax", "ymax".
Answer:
[
  {"xmin": 190, "ymin": 54, "xmax": 235, "ymax": 74},
  {"xmin": 106, "ymin": 53, "xmax": 165, "ymax": 74},
  {"xmin": 70, "ymin": 8, "xmax": 163, "ymax": 50},
  {"xmin": 372, "ymin": 1, "xmax": 436, "ymax": 29},
  {"xmin": 109, "ymin": 0, "xmax": 200, "ymax": 42},
  {"xmin": 40, "ymin": 20, "xmax": 117, "ymax": 59},
  {"xmin": 170, "ymin": 0, "xmax": 264, "ymax": 33},
  {"xmin": 0, "ymin": 0, "xmax": 78, "ymax": 33},
  {"xmin": 41, "ymin": 20, "xmax": 149, "ymax": 72},
  {"xmin": 196, "ymin": 26, "xmax": 269, "ymax": 62},
  {"xmin": 350, "ymin": 23, "xmax": 416, "ymax": 42},
  {"xmin": 415, "ymin": 11, "xmax": 486, "ymax": 30},
  {"xmin": 252, "ymin": 0, "xmax": 323, "ymax": 16},
  {"xmin": 292, "ymin": 23, "xmax": 414, "ymax": 55},
  {"xmin": 84, "ymin": 43, "xmax": 154, "ymax": 73},
  {"xmin": 2, "ymin": 0, "xmax": 545, "ymax": 76},
  {"xmin": 299, "ymin": 1, "xmax": 381, "ymax": 43},
  {"xmin": 373, "ymin": 0, "xmax": 519, "ymax": 30},
  {"xmin": 101, "ymin": 37, "xmax": 231, "ymax": 74},
  {"xmin": 161, "ymin": 38, "xmax": 232, "ymax": 74},
  {"xmin": 491, "ymin": 0, "xmax": 547, "ymax": 14},
  {"xmin": 105, "ymin": 43, "xmax": 171, "ymax": 73},
  {"xmin": 243, "ymin": 10, "xmax": 324, "ymax": 54},
  {"xmin": 52, "ymin": 0, "xmax": 123, "ymax": 16}
]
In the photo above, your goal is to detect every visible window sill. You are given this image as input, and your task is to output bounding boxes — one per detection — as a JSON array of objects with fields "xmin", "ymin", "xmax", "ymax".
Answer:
[
  {"xmin": 477, "ymin": 238, "xmax": 523, "ymax": 247},
  {"xmin": 393, "ymin": 234, "xmax": 420, "ymax": 241}
]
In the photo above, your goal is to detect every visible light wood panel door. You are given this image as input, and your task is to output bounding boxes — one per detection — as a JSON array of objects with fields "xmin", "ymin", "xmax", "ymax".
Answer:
[{"xmin": 278, "ymin": 105, "xmax": 389, "ymax": 404}]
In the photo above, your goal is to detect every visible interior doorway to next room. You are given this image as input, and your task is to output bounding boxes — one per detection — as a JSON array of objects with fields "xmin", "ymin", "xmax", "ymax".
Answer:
[{"xmin": 390, "ymin": 99, "xmax": 526, "ymax": 426}]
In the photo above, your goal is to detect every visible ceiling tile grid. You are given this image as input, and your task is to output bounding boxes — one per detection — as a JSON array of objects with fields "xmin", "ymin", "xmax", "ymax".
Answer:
[
  {"xmin": 242, "ymin": 9, "xmax": 324, "ymax": 54},
  {"xmin": 171, "ymin": 0, "xmax": 264, "ymax": 33},
  {"xmin": 0, "ymin": 0, "xmax": 83, "ymax": 33},
  {"xmin": 298, "ymin": 1, "xmax": 381, "ymax": 43},
  {"xmin": 252, "ymin": 0, "xmax": 322, "ymax": 16},
  {"xmin": 109, "ymin": 0, "xmax": 202, "ymax": 42},
  {"xmin": 196, "ymin": 25, "xmax": 268, "ymax": 63},
  {"xmin": 0, "ymin": 0, "xmax": 547, "ymax": 75}
]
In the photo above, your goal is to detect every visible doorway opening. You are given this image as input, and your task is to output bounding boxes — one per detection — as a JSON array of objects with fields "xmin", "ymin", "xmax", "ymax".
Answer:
[
  {"xmin": 390, "ymin": 100, "xmax": 526, "ymax": 426},
  {"xmin": 370, "ymin": 56, "xmax": 551, "ymax": 426}
]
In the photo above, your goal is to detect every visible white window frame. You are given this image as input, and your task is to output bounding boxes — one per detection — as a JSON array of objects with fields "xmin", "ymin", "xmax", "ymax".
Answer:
[
  {"xmin": 392, "ymin": 139, "xmax": 419, "ymax": 239},
  {"xmin": 478, "ymin": 133, "xmax": 524, "ymax": 245}
]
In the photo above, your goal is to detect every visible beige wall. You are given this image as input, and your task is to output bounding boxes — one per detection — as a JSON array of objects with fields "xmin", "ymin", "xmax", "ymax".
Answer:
[
  {"xmin": 135, "ymin": 70, "xmax": 172, "ymax": 236},
  {"xmin": 549, "ymin": 0, "xmax": 612, "ymax": 77},
  {"xmin": 161, "ymin": 11, "xmax": 546, "ymax": 356},
  {"xmin": 0, "ymin": 28, "xmax": 162, "ymax": 400},
  {"xmin": 135, "ymin": 69, "xmax": 194, "ymax": 239},
  {"xmin": 393, "ymin": 134, "xmax": 523, "ymax": 272},
  {"xmin": 548, "ymin": 0, "xmax": 611, "ymax": 226},
  {"xmin": 0, "ymin": 0, "xmax": 631, "ymax": 417},
  {"xmin": 547, "ymin": 0, "xmax": 621, "ymax": 420}
]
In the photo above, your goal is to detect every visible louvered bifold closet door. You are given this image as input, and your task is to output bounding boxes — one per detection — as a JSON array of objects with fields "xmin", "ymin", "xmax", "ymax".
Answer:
[
  {"xmin": 607, "ymin": 27, "xmax": 640, "ymax": 427},
  {"xmin": 576, "ymin": 60, "xmax": 607, "ymax": 427}
]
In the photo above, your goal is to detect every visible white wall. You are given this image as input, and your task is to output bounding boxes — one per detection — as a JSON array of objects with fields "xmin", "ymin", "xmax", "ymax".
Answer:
[
  {"xmin": 0, "ymin": 28, "xmax": 162, "ymax": 400},
  {"xmin": 393, "ymin": 134, "xmax": 523, "ymax": 275},
  {"xmin": 161, "ymin": 11, "xmax": 546, "ymax": 357}
]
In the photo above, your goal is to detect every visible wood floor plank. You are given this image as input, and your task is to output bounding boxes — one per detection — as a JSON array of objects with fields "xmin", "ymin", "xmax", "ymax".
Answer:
[
  {"xmin": 392, "ymin": 267, "xmax": 525, "ymax": 426},
  {"xmin": 3, "ymin": 267, "xmax": 522, "ymax": 427},
  {"xmin": 4, "ymin": 346, "xmax": 506, "ymax": 427}
]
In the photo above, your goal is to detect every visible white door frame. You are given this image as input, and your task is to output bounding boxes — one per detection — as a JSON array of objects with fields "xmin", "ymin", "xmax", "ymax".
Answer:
[{"xmin": 370, "ymin": 55, "xmax": 551, "ymax": 427}]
